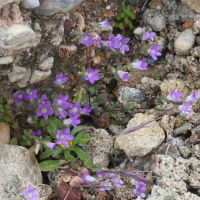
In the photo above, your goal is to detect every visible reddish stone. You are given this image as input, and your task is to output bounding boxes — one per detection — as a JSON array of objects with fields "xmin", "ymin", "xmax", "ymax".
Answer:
[{"xmin": 64, "ymin": 19, "xmax": 73, "ymax": 30}]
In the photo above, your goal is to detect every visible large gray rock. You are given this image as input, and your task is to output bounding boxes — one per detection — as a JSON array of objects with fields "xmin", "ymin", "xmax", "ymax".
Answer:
[
  {"xmin": 36, "ymin": 0, "xmax": 84, "ymax": 17},
  {"xmin": 0, "ymin": 122, "xmax": 10, "ymax": 147},
  {"xmin": 0, "ymin": 144, "xmax": 42, "ymax": 200}
]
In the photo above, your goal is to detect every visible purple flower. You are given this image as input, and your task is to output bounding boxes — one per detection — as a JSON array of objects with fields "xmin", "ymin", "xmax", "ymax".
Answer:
[
  {"xmin": 27, "ymin": 90, "xmax": 38, "ymax": 101},
  {"xmin": 131, "ymin": 179, "xmax": 139, "ymax": 185},
  {"xmin": 117, "ymin": 70, "xmax": 130, "ymax": 81},
  {"xmin": 100, "ymin": 180, "xmax": 112, "ymax": 192},
  {"xmin": 179, "ymin": 101, "xmax": 192, "ymax": 115},
  {"xmin": 38, "ymin": 94, "xmax": 51, "ymax": 109},
  {"xmin": 22, "ymin": 185, "xmax": 38, "ymax": 200},
  {"xmin": 32, "ymin": 130, "xmax": 41, "ymax": 137},
  {"xmin": 13, "ymin": 91, "xmax": 28, "ymax": 104},
  {"xmin": 82, "ymin": 173, "xmax": 96, "ymax": 182},
  {"xmin": 55, "ymin": 94, "xmax": 70, "ymax": 109},
  {"xmin": 64, "ymin": 113, "xmax": 81, "ymax": 128},
  {"xmin": 85, "ymin": 69, "xmax": 100, "ymax": 84},
  {"xmin": 166, "ymin": 88, "xmax": 183, "ymax": 102},
  {"xmin": 69, "ymin": 102, "xmax": 82, "ymax": 115},
  {"xmin": 55, "ymin": 73, "xmax": 68, "ymax": 85},
  {"xmin": 186, "ymin": 92, "xmax": 197, "ymax": 102},
  {"xmin": 36, "ymin": 103, "xmax": 54, "ymax": 120},
  {"xmin": 80, "ymin": 33, "xmax": 94, "ymax": 47},
  {"xmin": 80, "ymin": 105, "xmax": 91, "ymax": 116},
  {"xmin": 57, "ymin": 108, "xmax": 68, "ymax": 119},
  {"xmin": 116, "ymin": 34, "xmax": 130, "ymax": 54},
  {"xmin": 148, "ymin": 44, "xmax": 162, "ymax": 60},
  {"xmin": 106, "ymin": 34, "xmax": 120, "ymax": 52},
  {"xmin": 46, "ymin": 142, "xmax": 57, "ymax": 151},
  {"xmin": 96, "ymin": 171, "xmax": 105, "ymax": 180},
  {"xmin": 99, "ymin": 19, "xmax": 110, "ymax": 29},
  {"xmin": 56, "ymin": 128, "xmax": 74, "ymax": 148},
  {"xmin": 133, "ymin": 182, "xmax": 146, "ymax": 198},
  {"xmin": 95, "ymin": 36, "xmax": 104, "ymax": 48},
  {"xmin": 131, "ymin": 58, "xmax": 148, "ymax": 71},
  {"xmin": 110, "ymin": 173, "xmax": 123, "ymax": 188},
  {"xmin": 143, "ymin": 29, "xmax": 155, "ymax": 41}
]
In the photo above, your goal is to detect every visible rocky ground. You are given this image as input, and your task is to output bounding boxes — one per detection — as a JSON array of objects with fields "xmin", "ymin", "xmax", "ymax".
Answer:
[{"xmin": 1, "ymin": 0, "xmax": 200, "ymax": 199}]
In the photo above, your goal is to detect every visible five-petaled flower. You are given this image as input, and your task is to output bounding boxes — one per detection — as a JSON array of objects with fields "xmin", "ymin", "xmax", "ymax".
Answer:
[
  {"xmin": 69, "ymin": 102, "xmax": 82, "ymax": 115},
  {"xmin": 95, "ymin": 36, "xmax": 104, "ymax": 48},
  {"xmin": 96, "ymin": 171, "xmax": 105, "ymax": 180},
  {"xmin": 46, "ymin": 142, "xmax": 57, "ymax": 151},
  {"xmin": 117, "ymin": 70, "xmax": 130, "ymax": 81},
  {"xmin": 100, "ymin": 180, "xmax": 112, "ymax": 192},
  {"xmin": 81, "ymin": 33, "xmax": 94, "ymax": 47},
  {"xmin": 57, "ymin": 108, "xmax": 68, "ymax": 119},
  {"xmin": 143, "ymin": 29, "xmax": 155, "ymax": 41},
  {"xmin": 106, "ymin": 34, "xmax": 120, "ymax": 52},
  {"xmin": 22, "ymin": 185, "xmax": 38, "ymax": 200},
  {"xmin": 99, "ymin": 19, "xmax": 110, "ymax": 29},
  {"xmin": 131, "ymin": 58, "xmax": 148, "ymax": 71},
  {"xmin": 38, "ymin": 94, "xmax": 51, "ymax": 108},
  {"xmin": 186, "ymin": 92, "xmax": 197, "ymax": 102},
  {"xmin": 133, "ymin": 182, "xmax": 146, "ymax": 198},
  {"xmin": 64, "ymin": 113, "xmax": 81, "ymax": 128},
  {"xmin": 80, "ymin": 105, "xmax": 91, "ymax": 116},
  {"xmin": 56, "ymin": 128, "xmax": 74, "ymax": 148},
  {"xmin": 148, "ymin": 44, "xmax": 162, "ymax": 60},
  {"xmin": 110, "ymin": 173, "xmax": 123, "ymax": 188},
  {"xmin": 166, "ymin": 88, "xmax": 183, "ymax": 102},
  {"xmin": 13, "ymin": 91, "xmax": 28, "ymax": 104},
  {"xmin": 27, "ymin": 90, "xmax": 38, "ymax": 101},
  {"xmin": 55, "ymin": 94, "xmax": 70, "ymax": 109},
  {"xmin": 116, "ymin": 34, "xmax": 130, "ymax": 55},
  {"xmin": 55, "ymin": 73, "xmax": 68, "ymax": 85},
  {"xmin": 85, "ymin": 69, "xmax": 100, "ymax": 84},
  {"xmin": 179, "ymin": 101, "xmax": 192, "ymax": 115},
  {"xmin": 36, "ymin": 102, "xmax": 54, "ymax": 120}
]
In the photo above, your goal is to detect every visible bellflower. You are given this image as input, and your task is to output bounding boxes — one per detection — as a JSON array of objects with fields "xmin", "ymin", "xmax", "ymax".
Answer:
[
  {"xmin": 131, "ymin": 179, "xmax": 139, "ymax": 185},
  {"xmin": 133, "ymin": 182, "xmax": 146, "ymax": 198},
  {"xmin": 27, "ymin": 90, "xmax": 38, "ymax": 101},
  {"xmin": 57, "ymin": 108, "xmax": 68, "ymax": 119},
  {"xmin": 99, "ymin": 19, "xmax": 110, "ymax": 29},
  {"xmin": 143, "ymin": 29, "xmax": 155, "ymax": 41},
  {"xmin": 55, "ymin": 73, "xmax": 68, "ymax": 85},
  {"xmin": 56, "ymin": 128, "xmax": 74, "ymax": 148},
  {"xmin": 117, "ymin": 70, "xmax": 130, "ymax": 81},
  {"xmin": 166, "ymin": 88, "xmax": 183, "ymax": 102},
  {"xmin": 131, "ymin": 58, "xmax": 148, "ymax": 71},
  {"xmin": 186, "ymin": 92, "xmax": 197, "ymax": 102},
  {"xmin": 80, "ymin": 105, "xmax": 91, "ymax": 116},
  {"xmin": 13, "ymin": 91, "xmax": 28, "ymax": 104},
  {"xmin": 95, "ymin": 36, "xmax": 104, "ymax": 48},
  {"xmin": 85, "ymin": 69, "xmax": 99, "ymax": 84},
  {"xmin": 46, "ymin": 142, "xmax": 57, "ymax": 151},
  {"xmin": 22, "ymin": 185, "xmax": 38, "ymax": 200},
  {"xmin": 100, "ymin": 180, "xmax": 112, "ymax": 192},
  {"xmin": 81, "ymin": 33, "xmax": 94, "ymax": 47},
  {"xmin": 116, "ymin": 34, "xmax": 130, "ymax": 54},
  {"xmin": 64, "ymin": 113, "xmax": 81, "ymax": 128},
  {"xmin": 69, "ymin": 102, "xmax": 82, "ymax": 115},
  {"xmin": 110, "ymin": 173, "xmax": 123, "ymax": 188},
  {"xmin": 82, "ymin": 173, "xmax": 96, "ymax": 182},
  {"xmin": 106, "ymin": 34, "xmax": 120, "ymax": 51},
  {"xmin": 148, "ymin": 44, "xmax": 162, "ymax": 60},
  {"xmin": 96, "ymin": 171, "xmax": 105, "ymax": 180},
  {"xmin": 55, "ymin": 94, "xmax": 70, "ymax": 109},
  {"xmin": 32, "ymin": 130, "xmax": 41, "ymax": 137},
  {"xmin": 38, "ymin": 94, "xmax": 51, "ymax": 109},
  {"xmin": 36, "ymin": 103, "xmax": 54, "ymax": 120},
  {"xmin": 179, "ymin": 101, "xmax": 192, "ymax": 115}
]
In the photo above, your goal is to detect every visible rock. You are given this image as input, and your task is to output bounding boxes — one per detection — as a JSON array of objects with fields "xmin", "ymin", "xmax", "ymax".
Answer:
[
  {"xmin": 36, "ymin": 0, "xmax": 84, "ymax": 17},
  {"xmin": 142, "ymin": 9, "xmax": 166, "ymax": 31},
  {"xmin": 114, "ymin": 113, "xmax": 165, "ymax": 157},
  {"xmin": 29, "ymin": 70, "xmax": 51, "ymax": 84},
  {"xmin": 190, "ymin": 125, "xmax": 200, "ymax": 144},
  {"xmin": 109, "ymin": 124, "xmax": 125, "ymax": 135},
  {"xmin": 196, "ymin": 36, "xmax": 200, "ymax": 45},
  {"xmin": 20, "ymin": 0, "xmax": 40, "ymax": 9},
  {"xmin": 0, "ymin": 144, "xmax": 42, "ymax": 200},
  {"xmin": 193, "ymin": 46, "xmax": 200, "ymax": 57},
  {"xmin": 39, "ymin": 57, "xmax": 54, "ymax": 70},
  {"xmin": 59, "ymin": 45, "xmax": 77, "ymax": 58},
  {"xmin": 51, "ymin": 25, "xmax": 64, "ymax": 46},
  {"xmin": 189, "ymin": 157, "xmax": 200, "ymax": 189},
  {"xmin": 177, "ymin": 5, "xmax": 196, "ymax": 22},
  {"xmin": 173, "ymin": 123, "xmax": 193, "ymax": 136},
  {"xmin": 183, "ymin": 19, "xmax": 194, "ymax": 30},
  {"xmin": 0, "ymin": 122, "xmax": 10, "ymax": 147},
  {"xmin": 146, "ymin": 54, "xmax": 165, "ymax": 66},
  {"xmin": 166, "ymin": 137, "xmax": 183, "ymax": 149},
  {"xmin": 0, "ymin": 0, "xmax": 20, "ymax": 9},
  {"xmin": 174, "ymin": 29, "xmax": 195, "ymax": 55},
  {"xmin": 181, "ymin": 0, "xmax": 200, "ymax": 14},
  {"xmin": 179, "ymin": 146, "xmax": 191, "ymax": 158},
  {"xmin": 160, "ymin": 115, "xmax": 175, "ymax": 139},
  {"xmin": 7, "ymin": 66, "xmax": 27, "ymax": 83},
  {"xmin": 0, "ymin": 56, "xmax": 13, "ymax": 65},
  {"xmin": 25, "ymin": 102, "xmax": 36, "ymax": 111},
  {"xmin": 133, "ymin": 27, "xmax": 144, "ymax": 40},
  {"xmin": 35, "ymin": 184, "xmax": 52, "ymax": 200},
  {"xmin": 117, "ymin": 87, "xmax": 146, "ymax": 106},
  {"xmin": 17, "ymin": 67, "xmax": 31, "ymax": 88},
  {"xmin": 192, "ymin": 20, "xmax": 200, "ymax": 34}
]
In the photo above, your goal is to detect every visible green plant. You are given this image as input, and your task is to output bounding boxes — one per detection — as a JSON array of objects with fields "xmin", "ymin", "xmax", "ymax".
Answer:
[
  {"xmin": 111, "ymin": 148, "xmax": 120, "ymax": 166},
  {"xmin": 115, "ymin": 4, "xmax": 136, "ymax": 30}
]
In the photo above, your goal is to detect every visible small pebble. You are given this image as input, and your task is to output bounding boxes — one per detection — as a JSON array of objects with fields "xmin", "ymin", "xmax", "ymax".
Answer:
[{"xmin": 106, "ymin": 5, "xmax": 110, "ymax": 10}]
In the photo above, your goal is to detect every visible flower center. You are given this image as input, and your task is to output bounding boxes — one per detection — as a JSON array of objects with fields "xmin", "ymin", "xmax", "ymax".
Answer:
[
  {"xmin": 151, "ymin": 50, "xmax": 155, "ymax": 54},
  {"xmin": 84, "ymin": 36, "xmax": 88, "ymax": 41},
  {"xmin": 118, "ymin": 42, "xmax": 122, "ymax": 46},
  {"xmin": 58, "ymin": 108, "xmax": 63, "ymax": 114},
  {"xmin": 72, "ymin": 107, "xmax": 78, "ymax": 113},
  {"xmin": 88, "ymin": 73, "xmax": 92, "ymax": 78},
  {"xmin": 27, "ymin": 193, "xmax": 32, "ymax": 198},
  {"xmin": 60, "ymin": 134, "xmax": 65, "ymax": 140},
  {"xmin": 98, "ymin": 174, "xmax": 102, "ymax": 179},
  {"xmin": 103, "ymin": 183, "xmax": 108, "ymax": 187},
  {"xmin": 18, "ymin": 94, "xmax": 23, "ymax": 99},
  {"xmin": 114, "ymin": 178, "xmax": 118, "ymax": 183},
  {"xmin": 29, "ymin": 92, "xmax": 33, "ymax": 96},
  {"xmin": 57, "ymin": 79, "xmax": 62, "ymax": 84},
  {"xmin": 57, "ymin": 100, "xmax": 62, "ymax": 105},
  {"xmin": 41, "ymin": 108, "xmax": 47, "ymax": 113}
]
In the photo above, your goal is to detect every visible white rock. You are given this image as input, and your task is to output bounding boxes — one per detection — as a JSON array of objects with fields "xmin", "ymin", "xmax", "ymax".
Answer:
[
  {"xmin": 29, "ymin": 70, "xmax": 51, "ymax": 84},
  {"xmin": 7, "ymin": 66, "xmax": 27, "ymax": 83},
  {"xmin": 133, "ymin": 27, "xmax": 144, "ymax": 40},
  {"xmin": 39, "ymin": 57, "xmax": 54, "ymax": 70},
  {"xmin": 109, "ymin": 124, "xmax": 125, "ymax": 135},
  {"xmin": 20, "ymin": 0, "xmax": 40, "ymax": 9},
  {"xmin": 0, "ymin": 56, "xmax": 13, "ymax": 65},
  {"xmin": 114, "ymin": 113, "xmax": 165, "ymax": 157},
  {"xmin": 17, "ymin": 67, "xmax": 31, "ymax": 88},
  {"xmin": 174, "ymin": 29, "xmax": 195, "ymax": 55},
  {"xmin": 0, "ymin": 122, "xmax": 10, "ymax": 147},
  {"xmin": 0, "ymin": 0, "xmax": 21, "ymax": 9},
  {"xmin": 0, "ymin": 144, "xmax": 42, "ymax": 200}
]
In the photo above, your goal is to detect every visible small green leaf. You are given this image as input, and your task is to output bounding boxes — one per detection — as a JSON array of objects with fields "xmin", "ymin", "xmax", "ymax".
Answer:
[
  {"xmin": 90, "ymin": 166, "xmax": 101, "ymax": 172},
  {"xmin": 128, "ymin": 21, "xmax": 134, "ymax": 29},
  {"xmin": 83, "ymin": 93, "xmax": 89, "ymax": 100},
  {"xmin": 22, "ymin": 135, "xmax": 27, "ymax": 140},
  {"xmin": 50, "ymin": 117, "xmax": 61, "ymax": 129},
  {"xmin": 21, "ymin": 141, "xmax": 27, "ymax": 146},
  {"xmin": 122, "ymin": 4, "xmax": 127, "ymax": 12},
  {"xmin": 141, "ymin": 101, "xmax": 147, "ymax": 108},
  {"xmin": 105, "ymin": 104, "xmax": 111, "ymax": 111},
  {"xmin": 1, "ymin": 114, "xmax": 11, "ymax": 123},
  {"xmin": 90, "ymin": 98, "xmax": 103, "ymax": 106},
  {"xmin": 109, "ymin": 111, "xmax": 117, "ymax": 118},
  {"xmin": 64, "ymin": 149, "xmax": 75, "ymax": 162},
  {"xmin": 39, "ymin": 160, "xmax": 61, "ymax": 171},
  {"xmin": 0, "ymin": 107, "xmax": 4, "ymax": 112},
  {"xmin": 70, "ymin": 126, "xmax": 87, "ymax": 136},
  {"xmin": 80, "ymin": 74, "xmax": 84, "ymax": 83},
  {"xmin": 124, "ymin": 104, "xmax": 134, "ymax": 110},
  {"xmin": 116, "ymin": 14, "xmax": 122, "ymax": 20},
  {"xmin": 4, "ymin": 104, "xmax": 11, "ymax": 110},
  {"xmin": 131, "ymin": 13, "xmax": 136, "ymax": 20},
  {"xmin": 32, "ymin": 123, "xmax": 39, "ymax": 130},
  {"xmin": 68, "ymin": 145, "xmax": 75, "ymax": 151},
  {"xmin": 78, "ymin": 133, "xmax": 91, "ymax": 144},
  {"xmin": 127, "ymin": 5, "xmax": 131, "ymax": 12},
  {"xmin": 51, "ymin": 93, "xmax": 58, "ymax": 101},
  {"xmin": 6, "ymin": 109, "xmax": 12, "ymax": 116},
  {"xmin": 52, "ymin": 146, "xmax": 63, "ymax": 157},
  {"xmin": 72, "ymin": 132, "xmax": 84, "ymax": 146},
  {"xmin": 15, "ymin": 111, "xmax": 23, "ymax": 115},
  {"xmin": 39, "ymin": 118, "xmax": 48, "ymax": 127},
  {"xmin": 0, "ymin": 99, "xmax": 3, "ymax": 104},
  {"xmin": 121, "ymin": 12, "xmax": 125, "ymax": 18},
  {"xmin": 10, "ymin": 138, "xmax": 18, "ymax": 145},
  {"xmin": 24, "ymin": 129, "xmax": 28, "ymax": 135},
  {"xmin": 124, "ymin": 17, "xmax": 129, "ymax": 25},
  {"xmin": 65, "ymin": 91, "xmax": 69, "ymax": 96},
  {"xmin": 27, "ymin": 140, "xmax": 31, "ymax": 146},
  {"xmin": 47, "ymin": 124, "xmax": 56, "ymax": 135},
  {"xmin": 88, "ymin": 85, "xmax": 98, "ymax": 93},
  {"xmin": 112, "ymin": 105, "xmax": 117, "ymax": 110},
  {"xmin": 114, "ymin": 22, "xmax": 120, "ymax": 28},
  {"xmin": 11, "ymin": 122, "xmax": 19, "ymax": 130},
  {"xmin": 40, "ymin": 149, "xmax": 54, "ymax": 159},
  {"xmin": 154, "ymin": 109, "xmax": 160, "ymax": 113},
  {"xmin": 119, "ymin": 22, "xmax": 124, "ymax": 29}
]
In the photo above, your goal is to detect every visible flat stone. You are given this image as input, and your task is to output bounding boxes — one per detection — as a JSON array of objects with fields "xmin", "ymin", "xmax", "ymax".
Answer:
[
  {"xmin": 17, "ymin": 67, "xmax": 31, "ymax": 88},
  {"xmin": 29, "ymin": 70, "xmax": 51, "ymax": 84},
  {"xmin": 173, "ymin": 123, "xmax": 193, "ymax": 136},
  {"xmin": 20, "ymin": 0, "xmax": 40, "ymax": 9},
  {"xmin": 7, "ymin": 66, "xmax": 27, "ymax": 83},
  {"xmin": 0, "ymin": 122, "xmax": 10, "ymax": 148},
  {"xmin": 0, "ymin": 56, "xmax": 13, "ymax": 65},
  {"xmin": 39, "ymin": 57, "xmax": 54, "ymax": 70}
]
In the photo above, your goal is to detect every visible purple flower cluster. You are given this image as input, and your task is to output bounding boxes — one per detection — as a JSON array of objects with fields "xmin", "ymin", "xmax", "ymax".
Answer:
[
  {"xmin": 22, "ymin": 185, "xmax": 38, "ymax": 200},
  {"xmin": 131, "ymin": 179, "xmax": 146, "ymax": 198},
  {"xmin": 14, "ymin": 90, "xmax": 38, "ymax": 104}
]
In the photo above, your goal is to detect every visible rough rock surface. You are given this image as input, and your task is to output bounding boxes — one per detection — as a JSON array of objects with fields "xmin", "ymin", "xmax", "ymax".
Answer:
[
  {"xmin": 0, "ymin": 122, "xmax": 10, "ymax": 147},
  {"xmin": 181, "ymin": 0, "xmax": 200, "ymax": 14},
  {"xmin": 29, "ymin": 70, "xmax": 51, "ymax": 84},
  {"xmin": 0, "ymin": 144, "xmax": 42, "ymax": 200},
  {"xmin": 114, "ymin": 113, "xmax": 165, "ymax": 157},
  {"xmin": 20, "ymin": 0, "xmax": 40, "ymax": 9}
]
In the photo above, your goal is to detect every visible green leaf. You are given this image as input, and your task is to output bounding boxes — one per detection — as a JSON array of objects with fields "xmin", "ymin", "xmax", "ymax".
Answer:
[
  {"xmin": 65, "ymin": 91, "xmax": 69, "ymax": 96},
  {"xmin": 131, "ymin": 13, "xmax": 136, "ymax": 20},
  {"xmin": 6, "ymin": 109, "xmax": 12, "ymax": 116},
  {"xmin": 15, "ymin": 111, "xmax": 23, "ymax": 115},
  {"xmin": 40, "ymin": 149, "xmax": 54, "ymax": 159},
  {"xmin": 83, "ymin": 93, "xmax": 89, "ymax": 100},
  {"xmin": 47, "ymin": 124, "xmax": 56, "ymax": 135},
  {"xmin": 114, "ymin": 22, "xmax": 120, "ymax": 28},
  {"xmin": 124, "ymin": 17, "xmax": 129, "ymax": 25},
  {"xmin": 90, "ymin": 166, "xmax": 101, "ymax": 172},
  {"xmin": 21, "ymin": 141, "xmax": 27, "ymax": 146},
  {"xmin": 90, "ymin": 98, "xmax": 103, "ymax": 106},
  {"xmin": 0, "ymin": 99, "xmax": 3, "ymax": 104},
  {"xmin": 27, "ymin": 140, "xmax": 31, "ymax": 146},
  {"xmin": 32, "ymin": 123, "xmax": 39, "ymax": 130},
  {"xmin": 80, "ymin": 74, "xmax": 84, "ymax": 83},
  {"xmin": 64, "ymin": 149, "xmax": 75, "ymax": 162},
  {"xmin": 128, "ymin": 21, "xmax": 134, "ymax": 29},
  {"xmin": 116, "ymin": 14, "xmax": 122, "ymax": 20},
  {"xmin": 39, "ymin": 160, "xmax": 61, "ymax": 171},
  {"xmin": 109, "ymin": 111, "xmax": 117, "ymax": 118},
  {"xmin": 1, "ymin": 114, "xmax": 11, "ymax": 123},
  {"xmin": 105, "ymin": 104, "xmax": 111, "ymax": 111},
  {"xmin": 70, "ymin": 126, "xmax": 87, "ymax": 136},
  {"xmin": 50, "ymin": 117, "xmax": 61, "ymax": 129},
  {"xmin": 4, "ymin": 104, "xmax": 11, "ymax": 110},
  {"xmin": 122, "ymin": 4, "xmax": 127, "ymax": 12},
  {"xmin": 22, "ymin": 135, "xmax": 27, "ymax": 140},
  {"xmin": 154, "ymin": 109, "xmax": 160, "ymax": 113},
  {"xmin": 141, "ymin": 101, "xmax": 147, "ymax": 108},
  {"xmin": 0, "ymin": 107, "xmax": 4, "ymax": 112},
  {"xmin": 51, "ymin": 93, "xmax": 58, "ymax": 101},
  {"xmin": 52, "ymin": 146, "xmax": 63, "ymax": 157},
  {"xmin": 119, "ymin": 22, "xmax": 124, "ymax": 29},
  {"xmin": 24, "ymin": 129, "xmax": 28, "ymax": 135},
  {"xmin": 10, "ymin": 138, "xmax": 18, "ymax": 145},
  {"xmin": 72, "ymin": 132, "xmax": 85, "ymax": 146},
  {"xmin": 78, "ymin": 133, "xmax": 91, "ymax": 144},
  {"xmin": 11, "ymin": 122, "xmax": 19, "ymax": 130},
  {"xmin": 127, "ymin": 5, "xmax": 131, "ymax": 12},
  {"xmin": 39, "ymin": 118, "xmax": 48, "ymax": 127},
  {"xmin": 121, "ymin": 12, "xmax": 125, "ymax": 18},
  {"xmin": 67, "ymin": 145, "xmax": 75, "ymax": 151},
  {"xmin": 88, "ymin": 85, "xmax": 98, "ymax": 93},
  {"xmin": 124, "ymin": 104, "xmax": 134, "ymax": 110},
  {"xmin": 112, "ymin": 105, "xmax": 117, "ymax": 110},
  {"xmin": 74, "ymin": 146, "xmax": 93, "ymax": 168}
]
